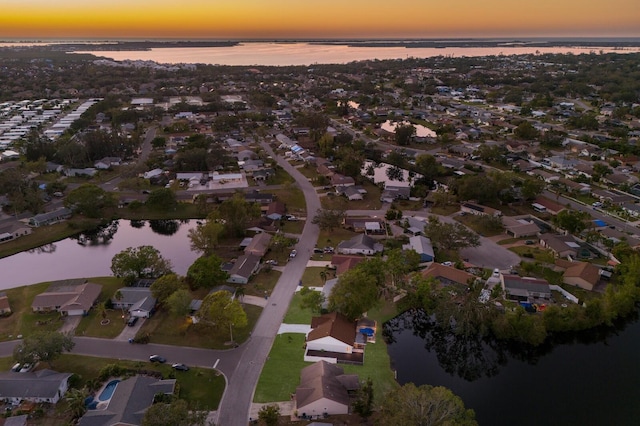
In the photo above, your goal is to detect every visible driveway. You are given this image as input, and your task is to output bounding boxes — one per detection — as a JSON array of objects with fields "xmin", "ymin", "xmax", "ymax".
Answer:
[
  {"xmin": 114, "ymin": 318, "xmax": 146, "ymax": 342},
  {"xmin": 58, "ymin": 316, "xmax": 82, "ymax": 335}
]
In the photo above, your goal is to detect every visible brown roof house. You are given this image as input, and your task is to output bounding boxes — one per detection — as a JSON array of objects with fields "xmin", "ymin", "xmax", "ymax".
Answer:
[
  {"xmin": 305, "ymin": 312, "xmax": 363, "ymax": 365},
  {"xmin": 422, "ymin": 263, "xmax": 476, "ymax": 287},
  {"xmin": 295, "ymin": 361, "xmax": 359, "ymax": 418},
  {"xmin": 244, "ymin": 232, "xmax": 272, "ymax": 257},
  {"xmin": 0, "ymin": 292, "xmax": 11, "ymax": 315},
  {"xmin": 32, "ymin": 279, "xmax": 101, "ymax": 316},
  {"xmin": 560, "ymin": 261, "xmax": 601, "ymax": 291}
]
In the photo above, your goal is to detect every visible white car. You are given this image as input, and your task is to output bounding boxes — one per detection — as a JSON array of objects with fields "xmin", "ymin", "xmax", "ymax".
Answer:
[{"xmin": 289, "ymin": 249, "xmax": 297, "ymax": 258}]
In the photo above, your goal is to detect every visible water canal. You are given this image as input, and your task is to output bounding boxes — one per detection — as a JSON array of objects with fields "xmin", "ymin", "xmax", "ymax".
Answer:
[
  {"xmin": 385, "ymin": 309, "xmax": 640, "ymax": 425},
  {"xmin": 0, "ymin": 219, "xmax": 200, "ymax": 290}
]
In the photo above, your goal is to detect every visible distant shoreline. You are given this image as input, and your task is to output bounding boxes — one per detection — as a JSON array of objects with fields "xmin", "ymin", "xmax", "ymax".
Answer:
[{"xmin": 2, "ymin": 38, "xmax": 640, "ymax": 51}]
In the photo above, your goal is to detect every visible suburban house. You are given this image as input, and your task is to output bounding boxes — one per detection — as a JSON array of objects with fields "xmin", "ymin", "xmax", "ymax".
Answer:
[
  {"xmin": 343, "ymin": 217, "xmax": 386, "ymax": 235},
  {"xmin": 330, "ymin": 255, "xmax": 365, "ymax": 275},
  {"xmin": 305, "ymin": 312, "xmax": 363, "ymax": 365},
  {"xmin": 295, "ymin": 361, "xmax": 359, "ymax": 418},
  {"xmin": 28, "ymin": 207, "xmax": 73, "ymax": 227},
  {"xmin": 380, "ymin": 185, "xmax": 410, "ymax": 203},
  {"xmin": 422, "ymin": 263, "xmax": 476, "ymax": 287},
  {"xmin": 94, "ymin": 157, "xmax": 122, "ymax": 170},
  {"xmin": 227, "ymin": 254, "xmax": 261, "ymax": 284},
  {"xmin": 502, "ymin": 216, "xmax": 540, "ymax": 238},
  {"xmin": 340, "ymin": 185, "xmax": 364, "ymax": 201},
  {"xmin": 0, "ymin": 222, "xmax": 32, "ymax": 244},
  {"xmin": 0, "ymin": 370, "xmax": 72, "ymax": 404},
  {"xmin": 533, "ymin": 196, "xmax": 565, "ymax": 215},
  {"xmin": 460, "ymin": 201, "xmax": 502, "ymax": 217},
  {"xmin": 539, "ymin": 234, "xmax": 583, "ymax": 259},
  {"xmin": 402, "ymin": 235, "xmax": 434, "ymax": 262},
  {"xmin": 501, "ymin": 274, "xmax": 551, "ymax": 302},
  {"xmin": 78, "ymin": 375, "xmax": 176, "ymax": 426},
  {"xmin": 558, "ymin": 260, "xmax": 601, "ymax": 291},
  {"xmin": 111, "ymin": 287, "xmax": 157, "ymax": 318},
  {"xmin": 330, "ymin": 174, "xmax": 355, "ymax": 189},
  {"xmin": 336, "ymin": 234, "xmax": 383, "ymax": 256},
  {"xmin": 265, "ymin": 202, "xmax": 286, "ymax": 221},
  {"xmin": 243, "ymin": 232, "xmax": 272, "ymax": 257},
  {"xmin": 32, "ymin": 280, "xmax": 102, "ymax": 316},
  {"xmin": 0, "ymin": 292, "xmax": 11, "ymax": 315},
  {"xmin": 403, "ymin": 216, "xmax": 427, "ymax": 236}
]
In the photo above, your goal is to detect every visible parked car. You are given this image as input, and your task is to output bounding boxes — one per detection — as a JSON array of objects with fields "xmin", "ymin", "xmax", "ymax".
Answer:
[
  {"xmin": 11, "ymin": 363, "xmax": 21, "ymax": 372},
  {"xmin": 172, "ymin": 363, "xmax": 189, "ymax": 371},
  {"xmin": 441, "ymin": 261, "xmax": 453, "ymax": 266},
  {"xmin": 525, "ymin": 240, "xmax": 535, "ymax": 245},
  {"xmin": 127, "ymin": 317, "xmax": 139, "ymax": 327},
  {"xmin": 323, "ymin": 247, "xmax": 334, "ymax": 253},
  {"xmin": 19, "ymin": 363, "xmax": 33, "ymax": 373},
  {"xmin": 289, "ymin": 249, "xmax": 297, "ymax": 258},
  {"xmin": 313, "ymin": 248, "xmax": 324, "ymax": 254},
  {"xmin": 265, "ymin": 259, "xmax": 278, "ymax": 265},
  {"xmin": 149, "ymin": 355, "xmax": 166, "ymax": 363}
]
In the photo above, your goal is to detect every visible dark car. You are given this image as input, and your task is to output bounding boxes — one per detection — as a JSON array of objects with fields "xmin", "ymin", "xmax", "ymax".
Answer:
[
  {"xmin": 172, "ymin": 363, "xmax": 189, "ymax": 371},
  {"xmin": 127, "ymin": 317, "xmax": 139, "ymax": 327},
  {"xmin": 149, "ymin": 355, "xmax": 166, "ymax": 363}
]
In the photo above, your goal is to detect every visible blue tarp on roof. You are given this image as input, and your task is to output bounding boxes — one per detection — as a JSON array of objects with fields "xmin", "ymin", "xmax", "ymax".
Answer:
[{"xmin": 593, "ymin": 219, "xmax": 607, "ymax": 227}]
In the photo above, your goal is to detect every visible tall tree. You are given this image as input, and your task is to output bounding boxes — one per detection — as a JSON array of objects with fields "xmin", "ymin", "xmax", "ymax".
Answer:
[
  {"xmin": 186, "ymin": 255, "xmax": 229, "ymax": 290},
  {"xmin": 379, "ymin": 383, "xmax": 477, "ymax": 426},
  {"xmin": 217, "ymin": 193, "xmax": 261, "ymax": 237},
  {"xmin": 188, "ymin": 218, "xmax": 225, "ymax": 256},
  {"xmin": 424, "ymin": 216, "xmax": 480, "ymax": 252},
  {"xmin": 111, "ymin": 246, "xmax": 173, "ymax": 284},
  {"xmin": 196, "ymin": 291, "xmax": 248, "ymax": 339},
  {"xmin": 395, "ymin": 124, "xmax": 416, "ymax": 146},
  {"xmin": 65, "ymin": 184, "xmax": 116, "ymax": 218},
  {"xmin": 13, "ymin": 331, "xmax": 75, "ymax": 367},
  {"xmin": 166, "ymin": 289, "xmax": 193, "ymax": 317},
  {"xmin": 258, "ymin": 404, "xmax": 281, "ymax": 426},
  {"xmin": 311, "ymin": 208, "xmax": 346, "ymax": 232},
  {"xmin": 328, "ymin": 268, "xmax": 379, "ymax": 320},
  {"xmin": 150, "ymin": 273, "xmax": 185, "ymax": 304},
  {"xmin": 145, "ymin": 188, "xmax": 178, "ymax": 211}
]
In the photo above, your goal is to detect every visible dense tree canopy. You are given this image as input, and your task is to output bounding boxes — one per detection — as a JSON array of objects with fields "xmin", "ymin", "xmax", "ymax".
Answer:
[
  {"xmin": 379, "ymin": 383, "xmax": 477, "ymax": 426},
  {"xmin": 186, "ymin": 255, "xmax": 229, "ymax": 290},
  {"xmin": 65, "ymin": 184, "xmax": 116, "ymax": 218},
  {"xmin": 111, "ymin": 245, "xmax": 173, "ymax": 284},
  {"xmin": 13, "ymin": 331, "xmax": 75, "ymax": 367}
]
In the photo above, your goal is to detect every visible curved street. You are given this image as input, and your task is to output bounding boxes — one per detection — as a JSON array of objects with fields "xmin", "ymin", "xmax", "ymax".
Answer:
[{"xmin": 215, "ymin": 142, "xmax": 321, "ymax": 425}]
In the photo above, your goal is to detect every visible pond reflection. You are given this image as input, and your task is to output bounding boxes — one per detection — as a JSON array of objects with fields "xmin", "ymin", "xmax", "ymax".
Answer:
[{"xmin": 385, "ymin": 309, "xmax": 640, "ymax": 425}]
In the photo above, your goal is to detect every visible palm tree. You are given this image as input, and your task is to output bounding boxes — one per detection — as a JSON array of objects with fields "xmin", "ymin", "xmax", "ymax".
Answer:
[
  {"xmin": 319, "ymin": 270, "xmax": 328, "ymax": 285},
  {"xmin": 65, "ymin": 387, "xmax": 88, "ymax": 419},
  {"xmin": 114, "ymin": 290, "xmax": 126, "ymax": 322},
  {"xmin": 234, "ymin": 287, "xmax": 245, "ymax": 303},
  {"xmin": 97, "ymin": 301, "xmax": 107, "ymax": 320}
]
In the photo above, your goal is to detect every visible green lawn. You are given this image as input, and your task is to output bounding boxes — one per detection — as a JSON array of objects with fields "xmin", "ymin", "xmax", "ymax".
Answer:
[
  {"xmin": 300, "ymin": 267, "xmax": 332, "ymax": 288},
  {"xmin": 74, "ymin": 276, "xmax": 127, "ymax": 338},
  {"xmin": 282, "ymin": 292, "xmax": 315, "ymax": 325},
  {"xmin": 254, "ymin": 333, "xmax": 312, "ymax": 403},
  {"xmin": 509, "ymin": 246, "xmax": 556, "ymax": 264},
  {"xmin": 430, "ymin": 204, "xmax": 460, "ymax": 216},
  {"xmin": 138, "ymin": 304, "xmax": 263, "ymax": 349},
  {"xmin": 280, "ymin": 220, "xmax": 305, "ymax": 234},
  {"xmin": 245, "ymin": 270, "xmax": 282, "ymax": 297},
  {"xmin": 316, "ymin": 228, "xmax": 358, "ymax": 250}
]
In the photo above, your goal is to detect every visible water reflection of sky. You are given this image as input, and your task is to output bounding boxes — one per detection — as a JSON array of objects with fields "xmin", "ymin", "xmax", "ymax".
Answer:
[
  {"xmin": 72, "ymin": 43, "xmax": 640, "ymax": 66},
  {"xmin": 0, "ymin": 220, "xmax": 199, "ymax": 290}
]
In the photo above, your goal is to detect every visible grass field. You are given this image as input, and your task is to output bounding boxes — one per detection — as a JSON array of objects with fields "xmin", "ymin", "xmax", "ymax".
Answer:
[
  {"xmin": 282, "ymin": 292, "xmax": 316, "ymax": 325},
  {"xmin": 138, "ymin": 304, "xmax": 262, "ymax": 349},
  {"xmin": 509, "ymin": 246, "xmax": 556, "ymax": 264}
]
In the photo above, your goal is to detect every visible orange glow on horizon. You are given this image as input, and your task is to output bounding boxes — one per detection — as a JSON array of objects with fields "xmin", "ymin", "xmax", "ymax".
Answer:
[{"xmin": 0, "ymin": 0, "xmax": 638, "ymax": 39}]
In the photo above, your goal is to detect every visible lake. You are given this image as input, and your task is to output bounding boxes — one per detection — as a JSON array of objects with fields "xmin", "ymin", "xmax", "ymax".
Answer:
[
  {"xmin": 0, "ymin": 219, "xmax": 200, "ymax": 290},
  {"xmin": 385, "ymin": 310, "xmax": 640, "ymax": 426},
  {"xmin": 73, "ymin": 43, "xmax": 640, "ymax": 66}
]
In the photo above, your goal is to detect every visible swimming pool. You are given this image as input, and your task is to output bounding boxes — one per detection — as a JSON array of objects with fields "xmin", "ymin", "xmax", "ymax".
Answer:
[{"xmin": 98, "ymin": 379, "xmax": 120, "ymax": 402}]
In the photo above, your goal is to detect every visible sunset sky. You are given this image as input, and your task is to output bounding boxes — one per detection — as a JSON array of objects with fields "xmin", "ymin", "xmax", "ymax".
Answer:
[{"xmin": 1, "ymin": 0, "xmax": 639, "ymax": 39}]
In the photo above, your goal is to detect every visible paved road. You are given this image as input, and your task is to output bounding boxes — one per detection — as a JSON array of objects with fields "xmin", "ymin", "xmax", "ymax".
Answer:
[{"xmin": 215, "ymin": 141, "xmax": 321, "ymax": 425}]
